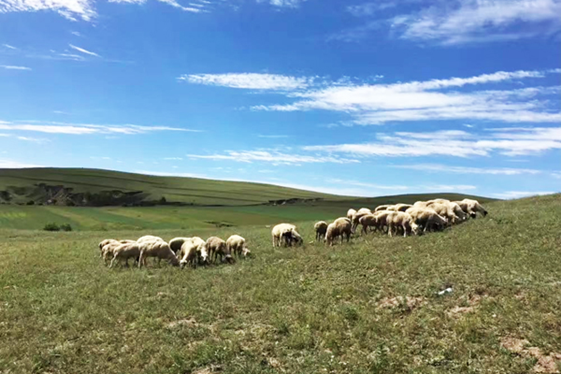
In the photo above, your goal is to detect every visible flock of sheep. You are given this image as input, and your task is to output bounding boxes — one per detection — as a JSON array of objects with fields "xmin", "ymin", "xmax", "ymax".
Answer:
[
  {"xmin": 98, "ymin": 234, "xmax": 250, "ymax": 268},
  {"xmin": 271, "ymin": 198, "xmax": 488, "ymax": 247},
  {"xmin": 98, "ymin": 198, "xmax": 488, "ymax": 268}
]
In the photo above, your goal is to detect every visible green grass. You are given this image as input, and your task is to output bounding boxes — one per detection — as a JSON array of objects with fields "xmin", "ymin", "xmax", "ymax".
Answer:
[{"xmin": 1, "ymin": 194, "xmax": 560, "ymax": 373}]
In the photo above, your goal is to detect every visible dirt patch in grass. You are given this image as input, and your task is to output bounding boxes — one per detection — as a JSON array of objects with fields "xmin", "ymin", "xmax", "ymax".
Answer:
[
  {"xmin": 377, "ymin": 296, "xmax": 426, "ymax": 310},
  {"xmin": 447, "ymin": 293, "xmax": 488, "ymax": 318},
  {"xmin": 166, "ymin": 317, "xmax": 198, "ymax": 328},
  {"xmin": 501, "ymin": 337, "xmax": 561, "ymax": 373}
]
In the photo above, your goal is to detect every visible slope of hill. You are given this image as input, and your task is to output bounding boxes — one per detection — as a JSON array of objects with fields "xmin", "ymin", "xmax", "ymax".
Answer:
[
  {"xmin": 0, "ymin": 167, "xmax": 493, "ymax": 208},
  {"xmin": 0, "ymin": 194, "xmax": 559, "ymax": 373}
]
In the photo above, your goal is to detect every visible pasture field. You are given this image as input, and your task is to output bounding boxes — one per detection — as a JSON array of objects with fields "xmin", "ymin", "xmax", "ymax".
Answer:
[{"xmin": 1, "ymin": 194, "xmax": 560, "ymax": 373}]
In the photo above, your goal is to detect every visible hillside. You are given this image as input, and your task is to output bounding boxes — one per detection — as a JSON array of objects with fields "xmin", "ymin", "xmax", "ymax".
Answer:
[
  {"xmin": 0, "ymin": 168, "xmax": 336, "ymax": 206},
  {"xmin": 0, "ymin": 167, "xmax": 493, "ymax": 208},
  {"xmin": 0, "ymin": 194, "xmax": 559, "ymax": 373}
]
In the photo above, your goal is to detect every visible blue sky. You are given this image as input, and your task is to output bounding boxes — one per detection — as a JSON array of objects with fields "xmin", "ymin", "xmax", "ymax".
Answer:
[{"xmin": 0, "ymin": 0, "xmax": 560, "ymax": 199}]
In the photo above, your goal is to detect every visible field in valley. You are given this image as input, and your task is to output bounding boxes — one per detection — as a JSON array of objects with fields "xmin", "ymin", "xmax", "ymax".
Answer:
[{"xmin": 1, "ymin": 194, "xmax": 560, "ymax": 373}]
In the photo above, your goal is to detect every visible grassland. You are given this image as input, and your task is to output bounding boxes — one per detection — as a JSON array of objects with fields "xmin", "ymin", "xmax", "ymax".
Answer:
[{"xmin": 1, "ymin": 194, "xmax": 560, "ymax": 373}]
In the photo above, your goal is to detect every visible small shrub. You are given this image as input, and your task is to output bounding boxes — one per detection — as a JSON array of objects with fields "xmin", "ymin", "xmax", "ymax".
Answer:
[
  {"xmin": 43, "ymin": 223, "xmax": 60, "ymax": 231},
  {"xmin": 60, "ymin": 224, "xmax": 73, "ymax": 232}
]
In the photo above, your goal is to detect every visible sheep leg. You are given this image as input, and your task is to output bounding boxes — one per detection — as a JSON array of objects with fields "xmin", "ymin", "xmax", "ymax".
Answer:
[
  {"xmin": 138, "ymin": 251, "xmax": 145, "ymax": 268},
  {"xmin": 109, "ymin": 255, "xmax": 117, "ymax": 268}
]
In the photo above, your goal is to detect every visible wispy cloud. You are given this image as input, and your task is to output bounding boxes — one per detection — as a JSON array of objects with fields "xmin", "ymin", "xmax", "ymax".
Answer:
[
  {"xmin": 395, "ymin": 163, "xmax": 544, "ymax": 175},
  {"xmin": 421, "ymin": 184, "xmax": 477, "ymax": 192},
  {"xmin": 493, "ymin": 191, "xmax": 556, "ymax": 200},
  {"xmin": 390, "ymin": 0, "xmax": 561, "ymax": 45},
  {"xmin": 179, "ymin": 73, "xmax": 313, "ymax": 90},
  {"xmin": 2, "ymin": 44, "xmax": 17, "ymax": 50},
  {"xmin": 0, "ymin": 120, "xmax": 201, "ymax": 135},
  {"xmin": 303, "ymin": 127, "xmax": 561, "ymax": 158},
  {"xmin": 0, "ymin": 159, "xmax": 42, "ymax": 168},
  {"xmin": 16, "ymin": 136, "xmax": 49, "ymax": 144},
  {"xmin": 163, "ymin": 157, "xmax": 183, "ymax": 160},
  {"xmin": 187, "ymin": 150, "xmax": 359, "ymax": 165},
  {"xmin": 267, "ymin": 0, "xmax": 307, "ymax": 8},
  {"xmin": 0, "ymin": 0, "xmax": 96, "ymax": 21},
  {"xmin": 1, "ymin": 65, "xmax": 31, "ymax": 70},
  {"xmin": 156, "ymin": 0, "xmax": 202, "ymax": 12},
  {"xmin": 250, "ymin": 69, "xmax": 561, "ymax": 125},
  {"xmin": 328, "ymin": 178, "xmax": 409, "ymax": 191},
  {"xmin": 69, "ymin": 44, "xmax": 100, "ymax": 57},
  {"xmin": 257, "ymin": 134, "xmax": 289, "ymax": 138}
]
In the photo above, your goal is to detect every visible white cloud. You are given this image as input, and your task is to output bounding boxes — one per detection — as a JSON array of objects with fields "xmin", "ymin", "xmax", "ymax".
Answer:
[
  {"xmin": 2, "ymin": 44, "xmax": 17, "ymax": 49},
  {"xmin": 257, "ymin": 134, "xmax": 289, "ymax": 138},
  {"xmin": 304, "ymin": 127, "xmax": 561, "ymax": 158},
  {"xmin": 69, "ymin": 44, "xmax": 100, "ymax": 57},
  {"xmin": 70, "ymin": 31, "xmax": 82, "ymax": 36},
  {"xmin": 16, "ymin": 136, "xmax": 49, "ymax": 143},
  {"xmin": 187, "ymin": 150, "xmax": 360, "ymax": 165},
  {"xmin": 179, "ymin": 73, "xmax": 312, "ymax": 90},
  {"xmin": 0, "ymin": 0, "xmax": 96, "ymax": 21},
  {"xmin": 1, "ymin": 65, "xmax": 31, "ymax": 70},
  {"xmin": 395, "ymin": 164, "xmax": 543, "ymax": 175},
  {"xmin": 268, "ymin": 0, "xmax": 306, "ymax": 7},
  {"xmin": 493, "ymin": 191, "xmax": 556, "ymax": 199},
  {"xmin": 328, "ymin": 178, "xmax": 409, "ymax": 191},
  {"xmin": 0, "ymin": 0, "xmax": 207, "ymax": 21},
  {"xmin": 0, "ymin": 120, "xmax": 200, "ymax": 135},
  {"xmin": 0, "ymin": 159, "xmax": 42, "ymax": 168},
  {"xmin": 391, "ymin": 0, "xmax": 561, "ymax": 45},
  {"xmin": 421, "ymin": 184, "xmax": 477, "ymax": 192},
  {"xmin": 251, "ymin": 69, "xmax": 561, "ymax": 125}
]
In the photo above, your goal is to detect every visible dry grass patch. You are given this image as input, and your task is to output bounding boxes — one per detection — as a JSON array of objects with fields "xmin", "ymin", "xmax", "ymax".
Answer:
[{"xmin": 501, "ymin": 337, "xmax": 561, "ymax": 373}]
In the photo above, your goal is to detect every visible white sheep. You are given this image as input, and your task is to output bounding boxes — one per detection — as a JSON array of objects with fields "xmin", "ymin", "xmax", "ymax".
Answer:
[
  {"xmin": 347, "ymin": 209, "xmax": 357, "ymax": 221},
  {"xmin": 205, "ymin": 236, "xmax": 233, "ymax": 263},
  {"xmin": 387, "ymin": 211, "xmax": 419, "ymax": 237},
  {"xmin": 314, "ymin": 221, "xmax": 328, "ymax": 241},
  {"xmin": 101, "ymin": 240, "xmax": 135, "ymax": 264},
  {"xmin": 394, "ymin": 203, "xmax": 413, "ymax": 212},
  {"xmin": 138, "ymin": 240, "xmax": 179, "ymax": 268},
  {"xmin": 169, "ymin": 237, "xmax": 191, "ymax": 254},
  {"xmin": 351, "ymin": 208, "xmax": 372, "ymax": 233},
  {"xmin": 374, "ymin": 205, "xmax": 391, "ymax": 212},
  {"xmin": 406, "ymin": 207, "xmax": 448, "ymax": 233},
  {"xmin": 137, "ymin": 235, "xmax": 164, "ymax": 243},
  {"xmin": 110, "ymin": 242, "xmax": 141, "ymax": 268},
  {"xmin": 358, "ymin": 214, "xmax": 378, "ymax": 234},
  {"xmin": 457, "ymin": 199, "xmax": 488, "ymax": 218},
  {"xmin": 325, "ymin": 217, "xmax": 352, "ymax": 246},
  {"xmin": 178, "ymin": 237, "xmax": 208, "ymax": 267},
  {"xmin": 271, "ymin": 223, "xmax": 296, "ymax": 247},
  {"xmin": 226, "ymin": 235, "xmax": 250, "ymax": 258},
  {"xmin": 429, "ymin": 203, "xmax": 460, "ymax": 225}
]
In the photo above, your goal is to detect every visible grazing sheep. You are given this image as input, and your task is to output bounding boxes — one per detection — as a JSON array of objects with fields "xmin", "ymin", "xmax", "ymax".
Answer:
[
  {"xmin": 314, "ymin": 221, "xmax": 328, "ymax": 241},
  {"xmin": 137, "ymin": 235, "xmax": 164, "ymax": 243},
  {"xmin": 271, "ymin": 223, "xmax": 297, "ymax": 247},
  {"xmin": 227, "ymin": 235, "xmax": 250, "ymax": 258},
  {"xmin": 394, "ymin": 203, "xmax": 413, "ymax": 212},
  {"xmin": 176, "ymin": 237, "xmax": 204, "ymax": 261},
  {"xmin": 449, "ymin": 202, "xmax": 469, "ymax": 222},
  {"xmin": 374, "ymin": 205, "xmax": 391, "ymax": 212},
  {"xmin": 458, "ymin": 199, "xmax": 488, "ymax": 218},
  {"xmin": 427, "ymin": 198, "xmax": 451, "ymax": 206},
  {"xmin": 282, "ymin": 229, "xmax": 303, "ymax": 247},
  {"xmin": 351, "ymin": 208, "xmax": 372, "ymax": 233},
  {"xmin": 110, "ymin": 242, "xmax": 141, "ymax": 268},
  {"xmin": 428, "ymin": 203, "xmax": 459, "ymax": 225},
  {"xmin": 101, "ymin": 240, "xmax": 136, "ymax": 264},
  {"xmin": 386, "ymin": 205, "xmax": 399, "ymax": 212},
  {"xmin": 205, "ymin": 236, "xmax": 233, "ymax": 264},
  {"xmin": 179, "ymin": 241, "xmax": 201, "ymax": 268},
  {"xmin": 138, "ymin": 240, "xmax": 179, "ymax": 268},
  {"xmin": 347, "ymin": 209, "xmax": 357, "ymax": 221},
  {"xmin": 325, "ymin": 217, "xmax": 352, "ymax": 246},
  {"xmin": 406, "ymin": 207, "xmax": 448, "ymax": 233},
  {"xmin": 358, "ymin": 214, "xmax": 379, "ymax": 234},
  {"xmin": 413, "ymin": 201, "xmax": 430, "ymax": 209},
  {"xmin": 169, "ymin": 237, "xmax": 191, "ymax": 254},
  {"xmin": 373, "ymin": 210, "xmax": 392, "ymax": 233},
  {"xmin": 387, "ymin": 211, "xmax": 419, "ymax": 237}
]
